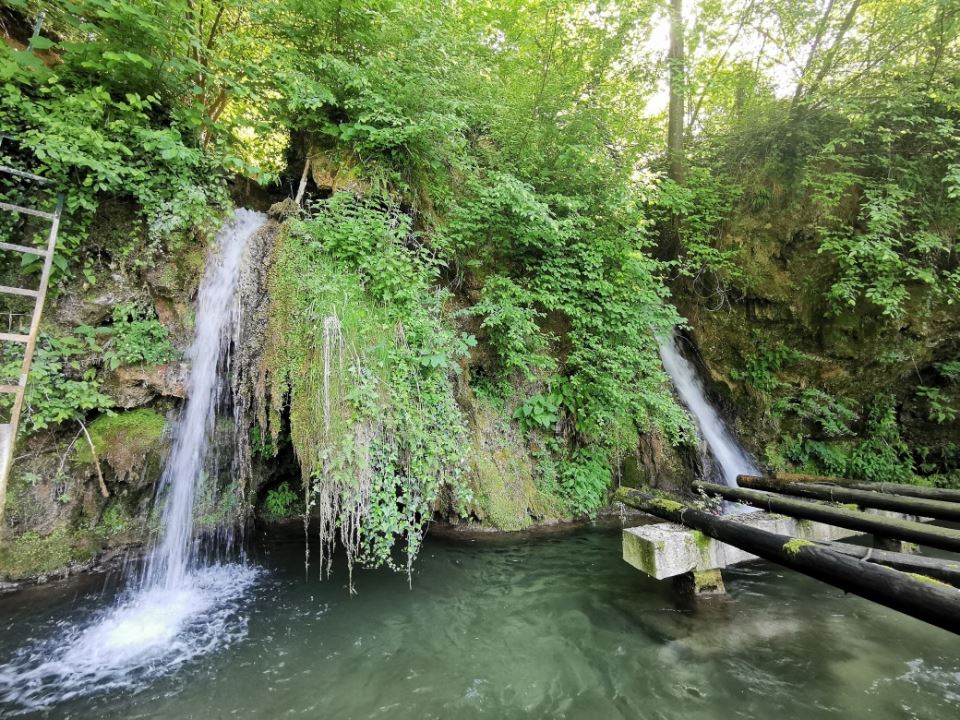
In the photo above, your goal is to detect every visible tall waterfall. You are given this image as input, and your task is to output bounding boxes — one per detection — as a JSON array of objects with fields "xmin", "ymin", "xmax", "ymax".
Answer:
[
  {"xmin": 143, "ymin": 209, "xmax": 264, "ymax": 590},
  {"xmin": 0, "ymin": 210, "xmax": 266, "ymax": 709},
  {"xmin": 658, "ymin": 334, "xmax": 759, "ymax": 487}
]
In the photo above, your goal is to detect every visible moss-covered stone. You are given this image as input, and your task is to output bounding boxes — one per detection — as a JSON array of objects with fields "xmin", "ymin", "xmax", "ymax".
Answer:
[
  {"xmin": 0, "ymin": 528, "xmax": 103, "ymax": 580},
  {"xmin": 692, "ymin": 529, "xmax": 711, "ymax": 556},
  {"xmin": 464, "ymin": 395, "xmax": 565, "ymax": 531},
  {"xmin": 75, "ymin": 408, "xmax": 168, "ymax": 481}
]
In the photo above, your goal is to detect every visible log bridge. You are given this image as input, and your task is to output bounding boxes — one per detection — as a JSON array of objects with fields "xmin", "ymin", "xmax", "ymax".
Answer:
[{"xmin": 617, "ymin": 473, "xmax": 960, "ymax": 635}]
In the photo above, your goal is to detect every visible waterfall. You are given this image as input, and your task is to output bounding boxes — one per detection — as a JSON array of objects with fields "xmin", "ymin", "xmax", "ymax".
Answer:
[
  {"xmin": 658, "ymin": 334, "xmax": 759, "ymax": 487},
  {"xmin": 143, "ymin": 209, "xmax": 265, "ymax": 590},
  {"xmin": 0, "ymin": 210, "xmax": 266, "ymax": 710}
]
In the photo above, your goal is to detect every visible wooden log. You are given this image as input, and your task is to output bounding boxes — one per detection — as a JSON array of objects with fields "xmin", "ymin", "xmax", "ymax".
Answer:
[
  {"xmin": 616, "ymin": 488, "xmax": 960, "ymax": 635},
  {"xmin": 694, "ymin": 481, "xmax": 960, "ymax": 553},
  {"xmin": 815, "ymin": 540, "xmax": 960, "ymax": 587},
  {"xmin": 738, "ymin": 475, "xmax": 960, "ymax": 523},
  {"xmin": 771, "ymin": 472, "xmax": 960, "ymax": 503}
]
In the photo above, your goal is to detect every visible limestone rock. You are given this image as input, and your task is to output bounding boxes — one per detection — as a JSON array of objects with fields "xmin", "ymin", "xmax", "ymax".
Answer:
[
  {"xmin": 54, "ymin": 277, "xmax": 139, "ymax": 327},
  {"xmin": 103, "ymin": 362, "xmax": 188, "ymax": 408}
]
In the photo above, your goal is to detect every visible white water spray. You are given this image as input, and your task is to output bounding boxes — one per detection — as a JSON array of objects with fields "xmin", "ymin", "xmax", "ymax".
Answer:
[
  {"xmin": 658, "ymin": 334, "xmax": 760, "ymax": 486},
  {"xmin": 0, "ymin": 210, "xmax": 266, "ymax": 710}
]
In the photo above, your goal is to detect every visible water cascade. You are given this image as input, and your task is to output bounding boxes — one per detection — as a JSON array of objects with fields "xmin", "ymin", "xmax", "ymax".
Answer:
[
  {"xmin": 142, "ymin": 209, "xmax": 265, "ymax": 589},
  {"xmin": 658, "ymin": 334, "xmax": 760, "ymax": 486},
  {"xmin": 0, "ymin": 209, "xmax": 266, "ymax": 709}
]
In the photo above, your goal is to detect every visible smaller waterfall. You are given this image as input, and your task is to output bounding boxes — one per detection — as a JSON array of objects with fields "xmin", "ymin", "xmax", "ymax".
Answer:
[{"xmin": 658, "ymin": 334, "xmax": 759, "ymax": 487}]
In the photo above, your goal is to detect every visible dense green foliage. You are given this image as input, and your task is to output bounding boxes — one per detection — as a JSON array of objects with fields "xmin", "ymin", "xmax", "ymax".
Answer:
[
  {"xmin": 0, "ymin": 331, "xmax": 113, "ymax": 433},
  {"xmin": 262, "ymin": 200, "xmax": 472, "ymax": 575},
  {"xmin": 2, "ymin": 0, "xmax": 958, "ymax": 575},
  {"xmin": 264, "ymin": 482, "xmax": 299, "ymax": 518}
]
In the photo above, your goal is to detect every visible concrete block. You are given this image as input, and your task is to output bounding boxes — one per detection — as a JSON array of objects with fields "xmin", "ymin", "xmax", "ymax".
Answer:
[{"xmin": 622, "ymin": 509, "xmax": 925, "ymax": 579}]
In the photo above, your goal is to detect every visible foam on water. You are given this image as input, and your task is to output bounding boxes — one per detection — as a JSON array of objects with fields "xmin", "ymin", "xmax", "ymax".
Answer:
[
  {"xmin": 0, "ymin": 209, "xmax": 266, "ymax": 711},
  {"xmin": 658, "ymin": 334, "xmax": 760, "ymax": 486},
  {"xmin": 0, "ymin": 564, "xmax": 259, "ymax": 710}
]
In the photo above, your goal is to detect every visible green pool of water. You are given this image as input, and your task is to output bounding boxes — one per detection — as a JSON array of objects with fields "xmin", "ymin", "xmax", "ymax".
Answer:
[{"xmin": 1, "ymin": 526, "xmax": 958, "ymax": 719}]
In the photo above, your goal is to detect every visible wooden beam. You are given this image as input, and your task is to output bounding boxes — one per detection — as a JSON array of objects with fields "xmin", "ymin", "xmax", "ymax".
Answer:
[
  {"xmin": 616, "ymin": 488, "xmax": 960, "ymax": 635},
  {"xmin": 694, "ymin": 481, "xmax": 960, "ymax": 553},
  {"xmin": 771, "ymin": 472, "xmax": 960, "ymax": 503},
  {"xmin": 815, "ymin": 539, "xmax": 960, "ymax": 587},
  {"xmin": 738, "ymin": 475, "xmax": 960, "ymax": 523},
  {"xmin": 0, "ymin": 241, "xmax": 47, "ymax": 257},
  {"xmin": 0, "ymin": 164, "xmax": 50, "ymax": 184},
  {"xmin": 0, "ymin": 285, "xmax": 39, "ymax": 298}
]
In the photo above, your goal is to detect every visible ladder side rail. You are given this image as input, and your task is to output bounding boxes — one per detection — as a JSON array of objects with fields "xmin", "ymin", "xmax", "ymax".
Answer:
[
  {"xmin": 9, "ymin": 194, "xmax": 62, "ymax": 435},
  {"xmin": 0, "ymin": 165, "xmax": 51, "ymax": 185},
  {"xmin": 0, "ymin": 195, "xmax": 61, "ymax": 521}
]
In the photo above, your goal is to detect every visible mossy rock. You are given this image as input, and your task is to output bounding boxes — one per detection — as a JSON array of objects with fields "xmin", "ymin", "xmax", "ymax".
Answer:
[
  {"xmin": 471, "ymin": 451, "xmax": 535, "ymax": 531},
  {"xmin": 0, "ymin": 528, "xmax": 102, "ymax": 580},
  {"xmin": 464, "ymin": 398, "xmax": 565, "ymax": 530},
  {"xmin": 75, "ymin": 408, "xmax": 168, "ymax": 482},
  {"xmin": 147, "ymin": 245, "xmax": 206, "ymax": 301}
]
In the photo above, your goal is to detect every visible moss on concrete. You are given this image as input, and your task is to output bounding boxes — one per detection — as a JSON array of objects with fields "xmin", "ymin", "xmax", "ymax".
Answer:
[{"xmin": 692, "ymin": 529, "xmax": 712, "ymax": 556}]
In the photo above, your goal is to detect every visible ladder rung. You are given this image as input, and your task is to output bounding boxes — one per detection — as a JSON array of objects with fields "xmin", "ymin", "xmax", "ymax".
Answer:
[
  {"xmin": 0, "ymin": 165, "xmax": 50, "ymax": 185},
  {"xmin": 0, "ymin": 333, "xmax": 29, "ymax": 343},
  {"xmin": 0, "ymin": 385, "xmax": 20, "ymax": 394},
  {"xmin": 0, "ymin": 200, "xmax": 54, "ymax": 221},
  {"xmin": 0, "ymin": 241, "xmax": 46, "ymax": 257},
  {"xmin": 0, "ymin": 285, "xmax": 38, "ymax": 298}
]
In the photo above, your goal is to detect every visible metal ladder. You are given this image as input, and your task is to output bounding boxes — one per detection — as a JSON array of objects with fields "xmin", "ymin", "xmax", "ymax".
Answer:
[{"xmin": 0, "ymin": 136, "xmax": 63, "ymax": 523}]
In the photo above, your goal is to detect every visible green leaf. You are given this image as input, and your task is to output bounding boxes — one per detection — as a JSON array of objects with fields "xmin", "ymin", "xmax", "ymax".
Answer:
[{"xmin": 29, "ymin": 36, "xmax": 56, "ymax": 51}]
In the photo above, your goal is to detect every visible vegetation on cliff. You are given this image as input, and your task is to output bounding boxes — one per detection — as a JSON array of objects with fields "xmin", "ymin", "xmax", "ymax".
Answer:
[{"xmin": 0, "ymin": 0, "xmax": 957, "ymax": 579}]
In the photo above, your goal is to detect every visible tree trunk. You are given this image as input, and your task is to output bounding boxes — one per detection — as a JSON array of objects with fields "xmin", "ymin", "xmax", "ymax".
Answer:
[
  {"xmin": 667, "ymin": 0, "xmax": 685, "ymax": 184},
  {"xmin": 817, "ymin": 539, "xmax": 960, "ymax": 587},
  {"xmin": 770, "ymin": 472, "xmax": 960, "ymax": 503},
  {"xmin": 657, "ymin": 0, "xmax": 686, "ymax": 262}
]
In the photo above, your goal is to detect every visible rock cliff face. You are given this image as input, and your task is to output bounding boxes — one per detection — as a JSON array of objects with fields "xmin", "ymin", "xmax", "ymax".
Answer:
[
  {"xmin": 674, "ymin": 198, "xmax": 960, "ymax": 487},
  {"xmin": 4, "ymin": 183, "xmax": 956, "ymax": 586}
]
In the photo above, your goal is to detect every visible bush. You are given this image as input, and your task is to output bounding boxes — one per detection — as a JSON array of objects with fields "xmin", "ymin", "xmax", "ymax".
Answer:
[{"xmin": 264, "ymin": 482, "xmax": 300, "ymax": 518}]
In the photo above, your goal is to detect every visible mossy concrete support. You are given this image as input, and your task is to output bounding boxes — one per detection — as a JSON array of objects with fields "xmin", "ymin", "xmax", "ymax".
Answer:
[
  {"xmin": 873, "ymin": 535, "xmax": 903, "ymax": 553},
  {"xmin": 673, "ymin": 568, "xmax": 725, "ymax": 598},
  {"xmin": 617, "ymin": 488, "xmax": 960, "ymax": 635},
  {"xmin": 622, "ymin": 508, "xmax": 922, "ymax": 580}
]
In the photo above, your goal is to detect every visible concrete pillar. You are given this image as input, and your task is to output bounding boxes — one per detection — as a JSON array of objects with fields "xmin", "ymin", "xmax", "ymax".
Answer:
[
  {"xmin": 873, "ymin": 534, "xmax": 902, "ymax": 552},
  {"xmin": 673, "ymin": 568, "xmax": 726, "ymax": 598}
]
